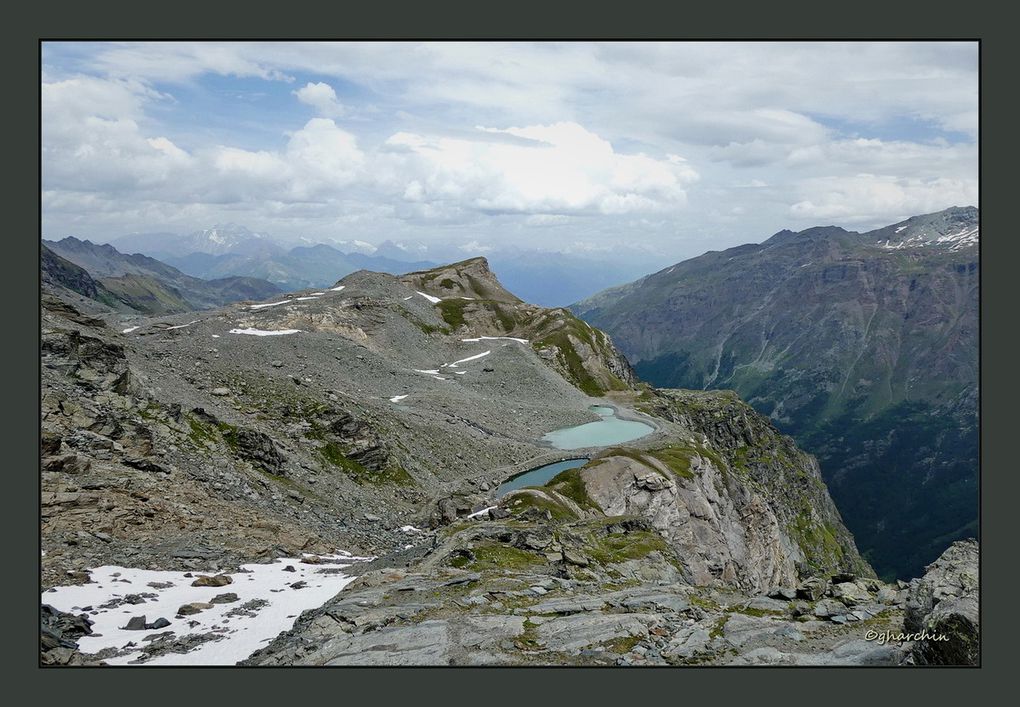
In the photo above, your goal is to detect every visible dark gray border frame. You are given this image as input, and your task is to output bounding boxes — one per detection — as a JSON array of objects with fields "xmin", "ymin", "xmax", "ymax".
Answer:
[{"xmin": 9, "ymin": 0, "xmax": 1011, "ymax": 695}]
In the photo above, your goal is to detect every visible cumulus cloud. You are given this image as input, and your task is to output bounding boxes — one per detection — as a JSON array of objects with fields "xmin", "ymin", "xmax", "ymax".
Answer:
[
  {"xmin": 40, "ymin": 42, "xmax": 978, "ymax": 257},
  {"xmin": 293, "ymin": 81, "xmax": 345, "ymax": 117},
  {"xmin": 380, "ymin": 122, "xmax": 698, "ymax": 216}
]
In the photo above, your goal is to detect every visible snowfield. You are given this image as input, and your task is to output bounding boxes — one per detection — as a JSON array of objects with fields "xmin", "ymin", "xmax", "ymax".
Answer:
[
  {"xmin": 42, "ymin": 553, "xmax": 370, "ymax": 665},
  {"xmin": 416, "ymin": 291, "xmax": 442, "ymax": 304}
]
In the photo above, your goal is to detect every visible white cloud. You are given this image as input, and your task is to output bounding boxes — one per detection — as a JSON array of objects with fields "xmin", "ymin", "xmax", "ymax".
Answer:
[
  {"xmin": 459, "ymin": 240, "xmax": 493, "ymax": 253},
  {"xmin": 380, "ymin": 122, "xmax": 698, "ymax": 216},
  {"xmin": 789, "ymin": 174, "xmax": 977, "ymax": 224},
  {"xmin": 293, "ymin": 81, "xmax": 345, "ymax": 117},
  {"xmin": 40, "ymin": 42, "xmax": 978, "ymax": 260}
]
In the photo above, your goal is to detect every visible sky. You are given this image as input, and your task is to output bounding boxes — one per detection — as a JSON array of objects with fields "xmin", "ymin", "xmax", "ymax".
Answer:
[{"xmin": 41, "ymin": 41, "xmax": 978, "ymax": 263}]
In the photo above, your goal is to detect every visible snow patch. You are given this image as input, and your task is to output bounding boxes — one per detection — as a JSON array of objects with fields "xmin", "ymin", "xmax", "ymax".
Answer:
[
  {"xmin": 295, "ymin": 296, "xmax": 320, "ymax": 301},
  {"xmin": 895, "ymin": 225, "xmax": 909, "ymax": 233},
  {"xmin": 445, "ymin": 350, "xmax": 491, "ymax": 368},
  {"xmin": 329, "ymin": 286, "xmax": 346, "ymax": 292},
  {"xmin": 399, "ymin": 525, "xmax": 423, "ymax": 533},
  {"xmin": 416, "ymin": 291, "xmax": 441, "ymax": 304},
  {"xmin": 250, "ymin": 300, "xmax": 292, "ymax": 310},
  {"xmin": 389, "ymin": 395, "xmax": 408, "ymax": 403},
  {"xmin": 466, "ymin": 506, "xmax": 497, "ymax": 519},
  {"xmin": 41, "ymin": 553, "xmax": 370, "ymax": 666},
  {"xmin": 229, "ymin": 328, "xmax": 302, "ymax": 336},
  {"xmin": 162, "ymin": 320, "xmax": 198, "ymax": 331},
  {"xmin": 121, "ymin": 326, "xmax": 139, "ymax": 334},
  {"xmin": 461, "ymin": 336, "xmax": 529, "ymax": 344}
]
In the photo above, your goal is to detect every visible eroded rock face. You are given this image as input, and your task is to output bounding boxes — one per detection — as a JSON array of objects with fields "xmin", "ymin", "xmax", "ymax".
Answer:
[
  {"xmin": 904, "ymin": 539, "xmax": 979, "ymax": 665},
  {"xmin": 580, "ymin": 454, "xmax": 797, "ymax": 593},
  {"xmin": 644, "ymin": 390, "xmax": 872, "ymax": 581}
]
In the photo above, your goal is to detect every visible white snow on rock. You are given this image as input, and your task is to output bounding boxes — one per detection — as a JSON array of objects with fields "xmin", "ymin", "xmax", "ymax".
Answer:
[
  {"xmin": 121, "ymin": 326, "xmax": 139, "ymax": 334},
  {"xmin": 329, "ymin": 285, "xmax": 346, "ymax": 292},
  {"xmin": 211, "ymin": 334, "xmax": 220, "ymax": 338},
  {"xmin": 466, "ymin": 506, "xmax": 497, "ymax": 519},
  {"xmin": 402, "ymin": 296, "xmax": 413, "ymax": 300},
  {"xmin": 879, "ymin": 226, "xmax": 978, "ymax": 252},
  {"xmin": 461, "ymin": 336, "xmax": 529, "ymax": 344},
  {"xmin": 41, "ymin": 553, "xmax": 370, "ymax": 666},
  {"xmin": 295, "ymin": 296, "xmax": 320, "ymax": 301},
  {"xmin": 162, "ymin": 320, "xmax": 198, "ymax": 331},
  {"xmin": 445, "ymin": 350, "xmax": 491, "ymax": 368},
  {"xmin": 454, "ymin": 371, "xmax": 467, "ymax": 375},
  {"xmin": 229, "ymin": 328, "xmax": 302, "ymax": 336},
  {"xmin": 389, "ymin": 395, "xmax": 408, "ymax": 403},
  {"xmin": 416, "ymin": 291, "xmax": 442, "ymax": 304},
  {"xmin": 399, "ymin": 525, "xmax": 423, "ymax": 533},
  {"xmin": 250, "ymin": 300, "xmax": 293, "ymax": 310},
  {"xmin": 895, "ymin": 225, "xmax": 909, "ymax": 233},
  {"xmin": 413, "ymin": 369, "xmax": 440, "ymax": 375}
]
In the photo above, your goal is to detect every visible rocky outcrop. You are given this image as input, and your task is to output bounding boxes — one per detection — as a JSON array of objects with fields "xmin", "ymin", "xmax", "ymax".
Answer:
[
  {"xmin": 904, "ymin": 539, "xmax": 979, "ymax": 665},
  {"xmin": 41, "ymin": 605, "xmax": 103, "ymax": 666},
  {"xmin": 638, "ymin": 389, "xmax": 872, "ymax": 582},
  {"xmin": 399, "ymin": 257, "xmax": 636, "ymax": 396},
  {"xmin": 577, "ymin": 453, "xmax": 798, "ymax": 592},
  {"xmin": 401, "ymin": 256, "xmax": 522, "ymax": 304},
  {"xmin": 244, "ymin": 509, "xmax": 907, "ymax": 667}
]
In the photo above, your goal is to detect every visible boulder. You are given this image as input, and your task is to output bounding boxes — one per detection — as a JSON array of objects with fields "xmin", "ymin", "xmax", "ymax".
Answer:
[
  {"xmin": 904, "ymin": 539, "xmax": 979, "ymax": 665},
  {"xmin": 210, "ymin": 593, "xmax": 239, "ymax": 604},
  {"xmin": 796, "ymin": 577, "xmax": 827, "ymax": 602},
  {"xmin": 177, "ymin": 602, "xmax": 215, "ymax": 616},
  {"xmin": 831, "ymin": 581, "xmax": 870, "ymax": 606},
  {"xmin": 123, "ymin": 615, "xmax": 147, "ymax": 630},
  {"xmin": 191, "ymin": 574, "xmax": 233, "ymax": 587}
]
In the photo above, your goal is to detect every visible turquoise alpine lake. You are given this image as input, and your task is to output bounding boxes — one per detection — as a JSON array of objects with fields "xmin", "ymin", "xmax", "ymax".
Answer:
[
  {"xmin": 541, "ymin": 405, "xmax": 653, "ymax": 450},
  {"xmin": 495, "ymin": 458, "xmax": 588, "ymax": 497}
]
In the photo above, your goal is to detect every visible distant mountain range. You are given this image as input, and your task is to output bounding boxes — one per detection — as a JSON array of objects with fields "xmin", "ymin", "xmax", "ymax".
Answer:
[
  {"xmin": 573, "ymin": 206, "xmax": 979, "ymax": 580},
  {"xmin": 42, "ymin": 238, "xmax": 282, "ymax": 315},
  {"xmin": 67, "ymin": 224, "xmax": 657, "ymax": 306},
  {"xmin": 162, "ymin": 244, "xmax": 437, "ymax": 292}
]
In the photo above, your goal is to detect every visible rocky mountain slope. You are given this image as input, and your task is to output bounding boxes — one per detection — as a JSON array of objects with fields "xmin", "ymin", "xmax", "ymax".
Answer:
[
  {"xmin": 41, "ymin": 256, "xmax": 977, "ymax": 665},
  {"xmin": 44, "ymin": 237, "xmax": 282, "ymax": 314},
  {"xmin": 573, "ymin": 207, "xmax": 979, "ymax": 580}
]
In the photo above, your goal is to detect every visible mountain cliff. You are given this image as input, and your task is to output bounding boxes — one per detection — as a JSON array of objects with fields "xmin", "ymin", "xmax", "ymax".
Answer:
[{"xmin": 573, "ymin": 206, "xmax": 979, "ymax": 579}]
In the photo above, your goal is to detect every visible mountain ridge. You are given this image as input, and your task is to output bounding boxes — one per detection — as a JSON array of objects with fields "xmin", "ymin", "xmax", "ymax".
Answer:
[{"xmin": 44, "ymin": 237, "xmax": 282, "ymax": 315}]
